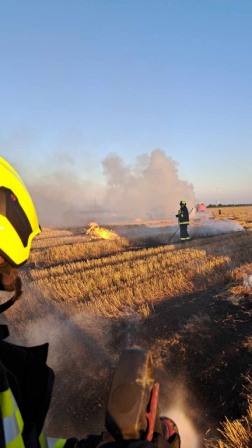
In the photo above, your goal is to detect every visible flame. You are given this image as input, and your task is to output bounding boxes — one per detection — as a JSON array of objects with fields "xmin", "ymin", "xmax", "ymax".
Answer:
[
  {"xmin": 86, "ymin": 222, "xmax": 120, "ymax": 240},
  {"xmin": 135, "ymin": 218, "xmax": 142, "ymax": 222}
]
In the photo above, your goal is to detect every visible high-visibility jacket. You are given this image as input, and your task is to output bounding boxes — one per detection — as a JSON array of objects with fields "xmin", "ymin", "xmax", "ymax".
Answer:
[
  {"xmin": 176, "ymin": 207, "xmax": 189, "ymax": 225},
  {"xmin": 0, "ymin": 326, "xmax": 71, "ymax": 448},
  {"xmin": 0, "ymin": 386, "xmax": 66, "ymax": 447}
]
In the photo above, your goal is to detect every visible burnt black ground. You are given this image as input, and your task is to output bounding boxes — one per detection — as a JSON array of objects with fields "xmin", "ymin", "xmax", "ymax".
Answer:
[
  {"xmin": 134, "ymin": 288, "xmax": 252, "ymax": 438},
  {"xmin": 46, "ymin": 286, "xmax": 252, "ymax": 445}
]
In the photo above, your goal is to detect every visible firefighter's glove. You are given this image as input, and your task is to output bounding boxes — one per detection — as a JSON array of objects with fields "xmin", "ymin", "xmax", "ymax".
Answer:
[{"xmin": 0, "ymin": 258, "xmax": 23, "ymax": 301}]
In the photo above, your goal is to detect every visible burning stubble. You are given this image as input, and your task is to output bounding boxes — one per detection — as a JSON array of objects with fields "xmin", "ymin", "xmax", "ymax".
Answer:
[{"xmin": 86, "ymin": 222, "xmax": 120, "ymax": 240}]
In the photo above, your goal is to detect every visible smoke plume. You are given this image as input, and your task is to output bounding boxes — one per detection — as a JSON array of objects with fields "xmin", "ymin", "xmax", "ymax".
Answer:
[
  {"xmin": 102, "ymin": 150, "xmax": 195, "ymax": 220},
  {"xmin": 9, "ymin": 149, "xmax": 196, "ymax": 225},
  {"xmin": 163, "ymin": 400, "xmax": 200, "ymax": 448}
]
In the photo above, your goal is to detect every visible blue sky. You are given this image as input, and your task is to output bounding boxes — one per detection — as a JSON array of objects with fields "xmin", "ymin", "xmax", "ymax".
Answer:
[{"xmin": 0, "ymin": 0, "xmax": 251, "ymax": 204}]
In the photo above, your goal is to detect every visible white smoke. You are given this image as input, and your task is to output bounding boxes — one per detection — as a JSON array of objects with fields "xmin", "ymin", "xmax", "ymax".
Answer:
[
  {"xmin": 102, "ymin": 149, "xmax": 195, "ymax": 220},
  {"xmin": 244, "ymin": 275, "xmax": 252, "ymax": 290},
  {"xmin": 198, "ymin": 219, "xmax": 243, "ymax": 231},
  {"xmin": 162, "ymin": 406, "xmax": 199, "ymax": 448},
  {"xmin": 6, "ymin": 149, "xmax": 196, "ymax": 226},
  {"xmin": 160, "ymin": 383, "xmax": 201, "ymax": 448},
  {"xmin": 190, "ymin": 218, "xmax": 244, "ymax": 239}
]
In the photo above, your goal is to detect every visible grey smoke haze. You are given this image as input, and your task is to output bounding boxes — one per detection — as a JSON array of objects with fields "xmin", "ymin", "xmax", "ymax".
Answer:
[
  {"xmin": 10, "ymin": 149, "xmax": 196, "ymax": 226},
  {"xmin": 102, "ymin": 150, "xmax": 195, "ymax": 220},
  {"xmin": 189, "ymin": 218, "xmax": 244, "ymax": 238},
  {"xmin": 112, "ymin": 217, "xmax": 244, "ymax": 242}
]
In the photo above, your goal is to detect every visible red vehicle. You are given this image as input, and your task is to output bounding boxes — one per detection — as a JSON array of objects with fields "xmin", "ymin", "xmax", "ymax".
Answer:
[{"xmin": 197, "ymin": 204, "xmax": 206, "ymax": 212}]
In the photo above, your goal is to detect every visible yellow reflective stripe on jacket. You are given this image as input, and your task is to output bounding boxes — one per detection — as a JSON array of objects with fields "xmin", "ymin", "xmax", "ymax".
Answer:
[
  {"xmin": 15, "ymin": 407, "xmax": 23, "ymax": 435},
  {"xmin": 179, "ymin": 222, "xmax": 189, "ymax": 225},
  {"xmin": 1, "ymin": 388, "xmax": 66, "ymax": 448},
  {"xmin": 5, "ymin": 433, "xmax": 25, "ymax": 448},
  {"xmin": 0, "ymin": 389, "xmax": 15, "ymax": 418},
  {"xmin": 0, "ymin": 388, "xmax": 25, "ymax": 448},
  {"xmin": 39, "ymin": 428, "xmax": 48, "ymax": 448},
  {"xmin": 47, "ymin": 438, "xmax": 67, "ymax": 448},
  {"xmin": 39, "ymin": 428, "xmax": 66, "ymax": 448}
]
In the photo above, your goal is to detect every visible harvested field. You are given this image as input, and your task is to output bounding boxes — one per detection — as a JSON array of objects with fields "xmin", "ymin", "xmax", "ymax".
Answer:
[
  {"xmin": 211, "ymin": 206, "xmax": 252, "ymax": 231},
  {"xmin": 2, "ymin": 206, "xmax": 252, "ymax": 447}
]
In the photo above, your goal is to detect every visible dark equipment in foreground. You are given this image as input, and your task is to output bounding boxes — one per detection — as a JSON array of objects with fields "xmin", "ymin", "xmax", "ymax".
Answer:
[
  {"xmin": 103, "ymin": 348, "xmax": 180, "ymax": 448},
  {"xmin": 0, "ymin": 327, "xmax": 181, "ymax": 448}
]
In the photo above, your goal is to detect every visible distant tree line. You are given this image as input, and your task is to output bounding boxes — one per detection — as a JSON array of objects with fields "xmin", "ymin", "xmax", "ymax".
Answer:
[{"xmin": 207, "ymin": 203, "xmax": 252, "ymax": 208}]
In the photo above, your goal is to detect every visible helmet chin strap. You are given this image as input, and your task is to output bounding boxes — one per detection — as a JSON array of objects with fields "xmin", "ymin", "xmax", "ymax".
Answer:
[
  {"xmin": 0, "ymin": 295, "xmax": 18, "ymax": 314},
  {"xmin": 0, "ymin": 259, "xmax": 23, "ymax": 313},
  {"xmin": 0, "ymin": 260, "xmax": 18, "ymax": 291}
]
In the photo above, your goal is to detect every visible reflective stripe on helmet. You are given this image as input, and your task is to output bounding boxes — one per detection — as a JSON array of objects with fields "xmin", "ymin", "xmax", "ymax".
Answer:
[{"xmin": 0, "ymin": 389, "xmax": 25, "ymax": 448}]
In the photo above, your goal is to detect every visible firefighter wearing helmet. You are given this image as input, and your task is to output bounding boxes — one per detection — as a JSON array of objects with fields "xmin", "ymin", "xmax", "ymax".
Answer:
[
  {"xmin": 176, "ymin": 201, "xmax": 190, "ymax": 243},
  {"xmin": 0, "ymin": 157, "xmax": 180, "ymax": 448},
  {"xmin": 0, "ymin": 157, "xmax": 73, "ymax": 447}
]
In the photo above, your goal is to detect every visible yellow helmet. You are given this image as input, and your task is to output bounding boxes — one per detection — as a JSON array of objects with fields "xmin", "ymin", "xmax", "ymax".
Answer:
[{"xmin": 0, "ymin": 157, "xmax": 41, "ymax": 267}]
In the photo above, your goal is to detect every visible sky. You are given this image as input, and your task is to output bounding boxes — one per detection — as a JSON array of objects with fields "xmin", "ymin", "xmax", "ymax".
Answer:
[{"xmin": 0, "ymin": 0, "xmax": 251, "ymax": 206}]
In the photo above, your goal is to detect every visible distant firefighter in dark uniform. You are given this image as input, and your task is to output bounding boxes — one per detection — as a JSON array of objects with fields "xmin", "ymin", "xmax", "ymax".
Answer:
[{"xmin": 176, "ymin": 201, "xmax": 190, "ymax": 243}]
